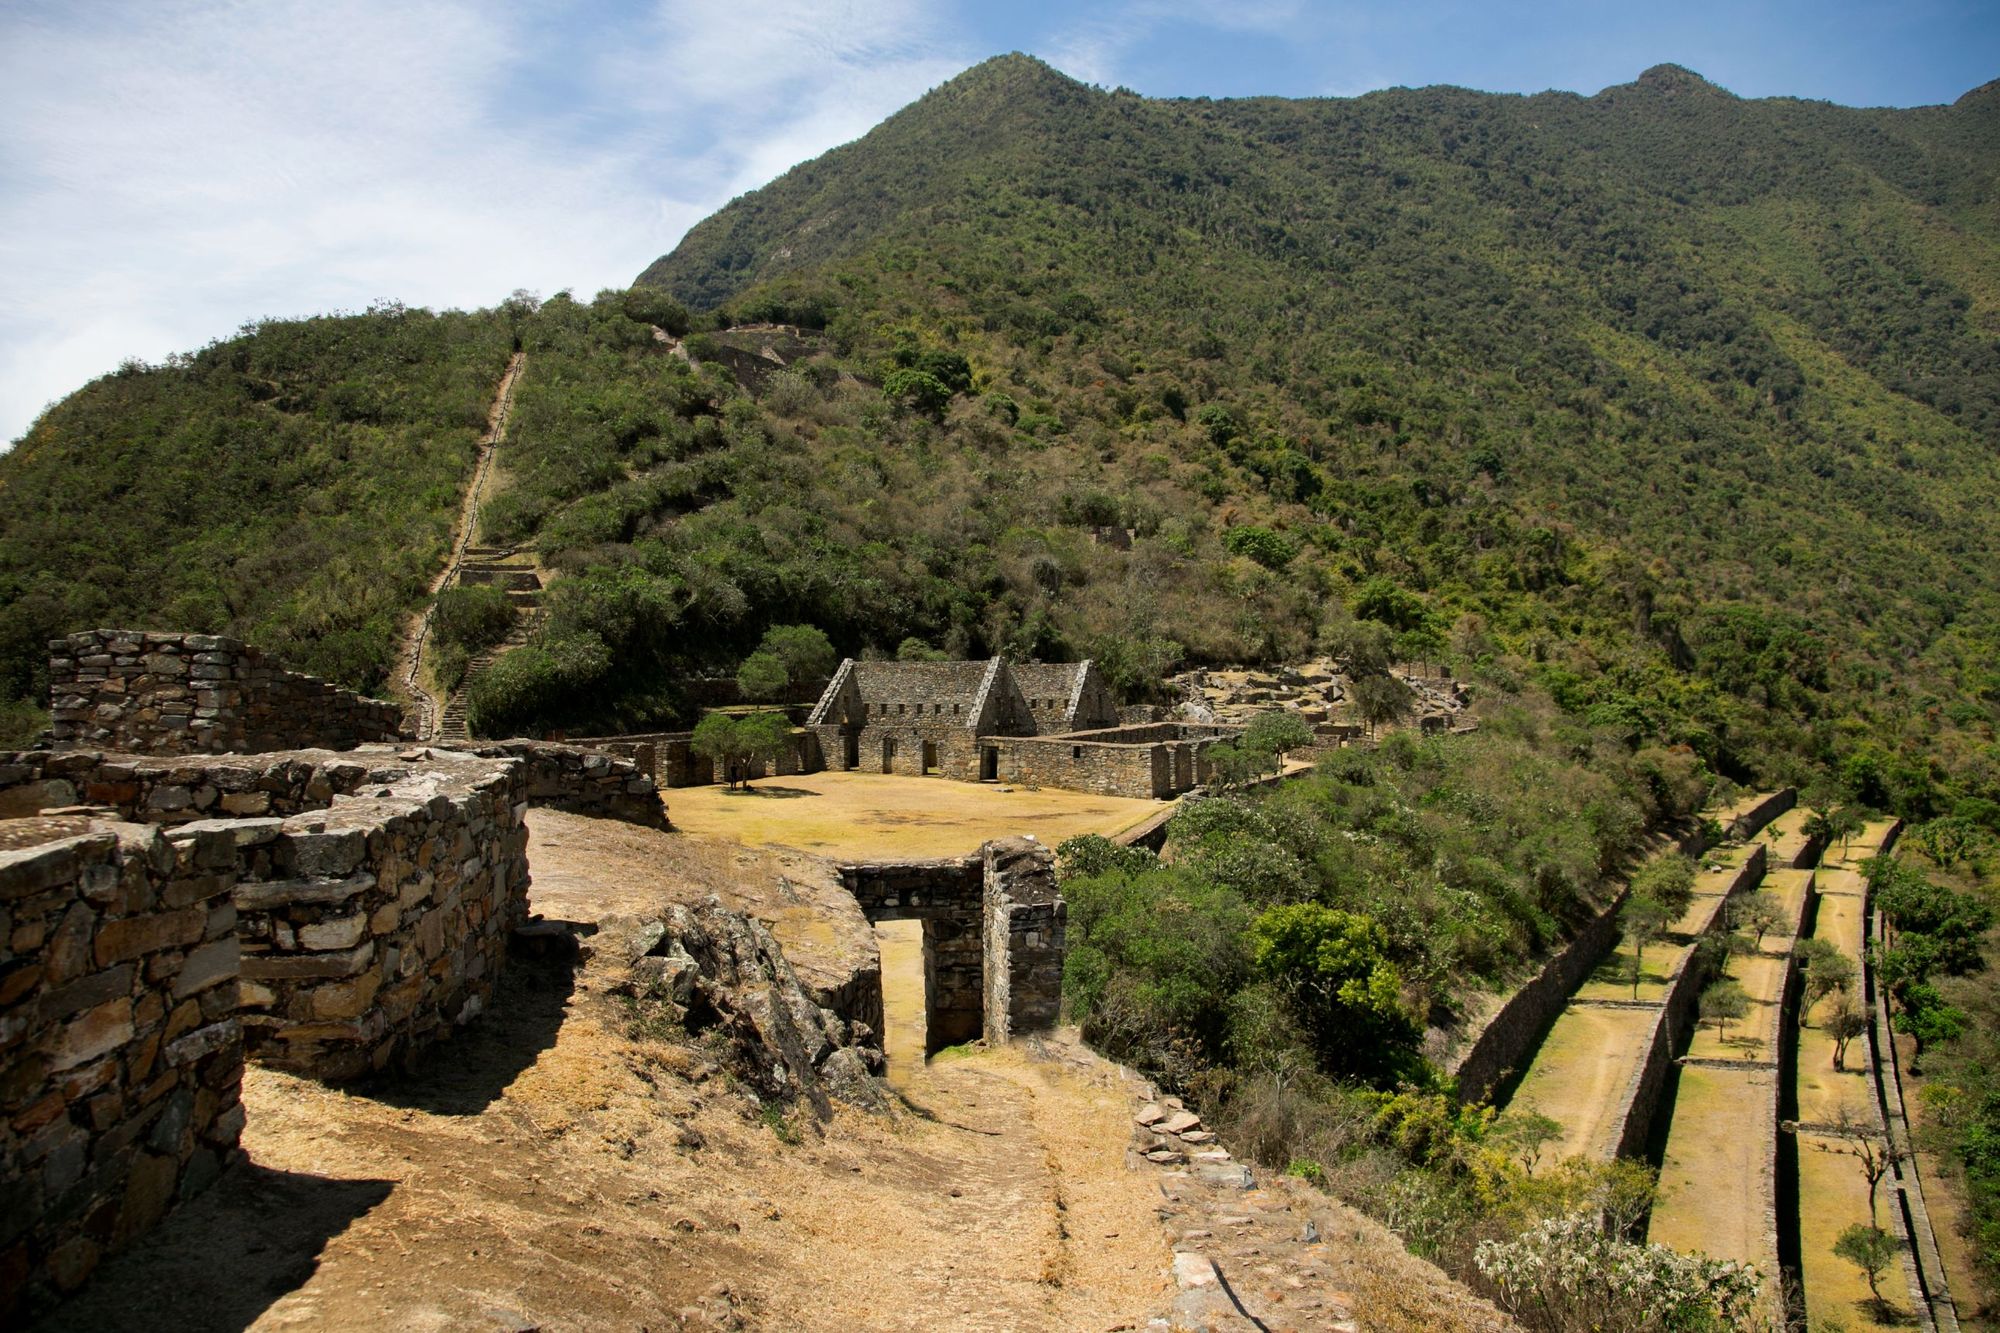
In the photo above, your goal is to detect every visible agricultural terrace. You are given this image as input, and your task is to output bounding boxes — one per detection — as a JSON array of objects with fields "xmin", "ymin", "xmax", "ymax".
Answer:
[
  {"xmin": 1794, "ymin": 820, "xmax": 1910, "ymax": 1333},
  {"xmin": 663, "ymin": 769, "xmax": 1165, "ymax": 859},
  {"xmin": 1508, "ymin": 835, "xmax": 1767, "ymax": 1161}
]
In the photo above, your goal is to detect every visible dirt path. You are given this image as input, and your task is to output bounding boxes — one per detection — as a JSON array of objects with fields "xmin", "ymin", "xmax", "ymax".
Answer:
[{"xmin": 392, "ymin": 351, "xmax": 525, "ymax": 740}]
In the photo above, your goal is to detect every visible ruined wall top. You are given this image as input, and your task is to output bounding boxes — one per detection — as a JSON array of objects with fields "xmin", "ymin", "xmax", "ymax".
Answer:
[{"xmin": 47, "ymin": 630, "xmax": 408, "ymax": 756}]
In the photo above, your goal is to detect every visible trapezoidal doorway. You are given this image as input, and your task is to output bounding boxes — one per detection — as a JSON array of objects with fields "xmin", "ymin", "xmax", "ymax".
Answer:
[{"xmin": 921, "ymin": 740, "xmax": 939, "ymax": 775}]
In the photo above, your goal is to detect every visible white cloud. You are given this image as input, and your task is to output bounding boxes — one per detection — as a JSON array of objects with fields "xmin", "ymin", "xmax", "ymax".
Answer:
[{"xmin": 0, "ymin": 0, "xmax": 970, "ymax": 446}]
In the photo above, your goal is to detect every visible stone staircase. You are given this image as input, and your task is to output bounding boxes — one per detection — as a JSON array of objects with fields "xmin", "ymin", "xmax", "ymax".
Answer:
[{"xmin": 436, "ymin": 545, "xmax": 543, "ymax": 743}]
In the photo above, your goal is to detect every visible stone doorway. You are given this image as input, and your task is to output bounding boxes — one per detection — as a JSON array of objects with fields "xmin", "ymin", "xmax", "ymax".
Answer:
[
  {"xmin": 980, "ymin": 746, "xmax": 999, "ymax": 781},
  {"xmin": 881, "ymin": 736, "xmax": 896, "ymax": 773},
  {"xmin": 842, "ymin": 729, "xmax": 859, "ymax": 769},
  {"xmin": 921, "ymin": 740, "xmax": 939, "ymax": 774},
  {"xmin": 874, "ymin": 919, "xmax": 928, "ymax": 1088}
]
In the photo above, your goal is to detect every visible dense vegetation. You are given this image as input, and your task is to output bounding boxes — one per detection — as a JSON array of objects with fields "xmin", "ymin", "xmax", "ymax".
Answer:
[{"xmin": 0, "ymin": 304, "xmax": 513, "ymax": 738}]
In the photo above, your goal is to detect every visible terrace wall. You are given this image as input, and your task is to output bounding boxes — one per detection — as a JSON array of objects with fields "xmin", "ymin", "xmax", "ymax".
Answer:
[{"xmin": 46, "ymin": 630, "xmax": 405, "ymax": 756}]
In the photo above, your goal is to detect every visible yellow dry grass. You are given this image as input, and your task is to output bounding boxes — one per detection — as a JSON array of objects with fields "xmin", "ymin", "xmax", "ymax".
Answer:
[
  {"xmin": 1648, "ymin": 1063, "xmax": 1778, "ymax": 1272},
  {"xmin": 1682, "ymin": 953, "xmax": 1786, "ymax": 1062},
  {"xmin": 666, "ymin": 770, "xmax": 1165, "ymax": 859},
  {"xmin": 1798, "ymin": 1132, "xmax": 1916, "ymax": 1331},
  {"xmin": 1506, "ymin": 1005, "xmax": 1661, "ymax": 1159}
]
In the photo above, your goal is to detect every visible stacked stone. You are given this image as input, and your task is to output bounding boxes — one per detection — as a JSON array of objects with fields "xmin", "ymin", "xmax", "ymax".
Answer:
[
  {"xmin": 981, "ymin": 838, "xmax": 1065, "ymax": 1043},
  {"xmin": 46, "ymin": 630, "xmax": 406, "ymax": 756},
  {"xmin": 1, "ymin": 821, "xmax": 244, "ymax": 1319},
  {"xmin": 466, "ymin": 740, "xmax": 668, "ymax": 829},
  {"xmin": 230, "ymin": 756, "xmax": 530, "ymax": 1080},
  {"xmin": 838, "ymin": 857, "xmax": 986, "ymax": 1050},
  {"xmin": 0, "ymin": 748, "xmax": 376, "ymax": 825}
]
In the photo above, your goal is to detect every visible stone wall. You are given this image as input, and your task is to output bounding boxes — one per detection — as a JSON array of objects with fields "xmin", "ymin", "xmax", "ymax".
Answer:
[
  {"xmin": 837, "ymin": 842, "xmax": 1068, "ymax": 1053},
  {"xmin": 1723, "ymin": 788, "xmax": 1796, "ymax": 842},
  {"xmin": 466, "ymin": 741, "xmax": 668, "ymax": 828},
  {"xmin": 839, "ymin": 856, "xmax": 985, "ymax": 1050},
  {"xmin": 1, "ymin": 819, "xmax": 246, "ymax": 1319},
  {"xmin": 1609, "ymin": 842, "xmax": 1769, "ymax": 1160},
  {"xmin": 0, "ymin": 748, "xmax": 380, "ymax": 825},
  {"xmin": 228, "ymin": 753, "xmax": 531, "ymax": 1079},
  {"xmin": 990, "ymin": 723, "xmax": 1239, "ymax": 799},
  {"xmin": 981, "ymin": 839, "xmax": 1065, "ymax": 1042},
  {"xmin": 46, "ymin": 630, "xmax": 406, "ymax": 756}
]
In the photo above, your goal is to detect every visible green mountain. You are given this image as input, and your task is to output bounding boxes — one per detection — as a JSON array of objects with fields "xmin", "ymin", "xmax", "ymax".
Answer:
[{"xmin": 3, "ymin": 55, "xmax": 1997, "ymax": 823}]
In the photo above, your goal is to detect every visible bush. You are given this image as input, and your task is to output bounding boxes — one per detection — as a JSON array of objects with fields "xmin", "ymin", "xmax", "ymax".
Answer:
[
  {"xmin": 432, "ymin": 584, "xmax": 516, "ymax": 654},
  {"xmin": 1223, "ymin": 524, "xmax": 1295, "ymax": 569}
]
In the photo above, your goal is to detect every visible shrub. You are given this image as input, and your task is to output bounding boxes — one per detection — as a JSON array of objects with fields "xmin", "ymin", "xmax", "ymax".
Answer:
[{"xmin": 432, "ymin": 584, "xmax": 516, "ymax": 654}]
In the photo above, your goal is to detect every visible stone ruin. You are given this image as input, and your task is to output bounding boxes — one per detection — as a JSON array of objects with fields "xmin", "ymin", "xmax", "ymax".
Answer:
[
  {"xmin": 47, "ymin": 630, "xmax": 408, "ymax": 756},
  {"xmin": 1, "ymin": 631, "xmax": 672, "ymax": 1319},
  {"xmin": 1170, "ymin": 654, "xmax": 1470, "ymax": 737}
]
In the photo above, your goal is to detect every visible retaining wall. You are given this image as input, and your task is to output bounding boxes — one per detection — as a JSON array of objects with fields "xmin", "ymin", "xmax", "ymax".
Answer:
[
  {"xmin": 1609, "ymin": 843, "xmax": 1769, "ymax": 1160},
  {"xmin": 1, "ymin": 820, "xmax": 246, "ymax": 1319},
  {"xmin": 0, "ymin": 748, "xmax": 380, "ymax": 825},
  {"xmin": 46, "ymin": 630, "xmax": 405, "ymax": 755}
]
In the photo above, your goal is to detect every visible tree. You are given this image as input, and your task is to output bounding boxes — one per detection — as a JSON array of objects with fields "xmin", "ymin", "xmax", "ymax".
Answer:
[
  {"xmin": 1797, "ymin": 937, "xmax": 1856, "ymax": 1026},
  {"xmin": 1894, "ymin": 982, "xmax": 1968, "ymax": 1075},
  {"xmin": 1734, "ymin": 890, "xmax": 1786, "ymax": 951},
  {"xmin": 1820, "ymin": 1104, "xmax": 1909, "ymax": 1227},
  {"xmin": 1700, "ymin": 978, "xmax": 1751, "ymax": 1044},
  {"xmin": 1206, "ymin": 740, "xmax": 1280, "ymax": 790},
  {"xmin": 1621, "ymin": 892, "xmax": 1676, "ymax": 999},
  {"xmin": 735, "ymin": 650, "xmax": 789, "ymax": 701},
  {"xmin": 620, "ymin": 286, "xmax": 691, "ymax": 336},
  {"xmin": 882, "ymin": 367, "xmax": 953, "ymax": 419},
  {"xmin": 1826, "ymin": 992, "xmax": 1868, "ymax": 1071},
  {"xmin": 1243, "ymin": 710, "xmax": 1315, "ymax": 762},
  {"xmin": 736, "ymin": 710, "xmax": 794, "ymax": 783},
  {"xmin": 1248, "ymin": 902, "xmax": 1416, "ymax": 1080},
  {"xmin": 1351, "ymin": 672, "xmax": 1414, "ymax": 739},
  {"xmin": 895, "ymin": 636, "xmax": 948, "ymax": 662},
  {"xmin": 1630, "ymin": 854, "xmax": 1697, "ymax": 920},
  {"xmin": 757, "ymin": 623, "xmax": 837, "ymax": 685},
  {"xmin": 690, "ymin": 713, "xmax": 749, "ymax": 789},
  {"xmin": 1832, "ymin": 1224, "xmax": 1898, "ymax": 1310},
  {"xmin": 1494, "ymin": 1110, "xmax": 1563, "ymax": 1178}
]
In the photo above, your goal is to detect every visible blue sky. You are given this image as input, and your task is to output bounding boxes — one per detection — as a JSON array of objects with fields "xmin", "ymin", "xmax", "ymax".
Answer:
[{"xmin": 1, "ymin": 0, "xmax": 1992, "ymax": 446}]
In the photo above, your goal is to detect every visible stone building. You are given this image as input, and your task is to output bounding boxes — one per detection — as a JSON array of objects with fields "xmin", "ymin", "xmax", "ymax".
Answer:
[{"xmin": 806, "ymin": 657, "xmax": 1121, "ymax": 782}]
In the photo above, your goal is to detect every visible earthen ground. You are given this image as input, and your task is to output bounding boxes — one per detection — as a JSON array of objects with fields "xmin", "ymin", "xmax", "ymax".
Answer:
[
  {"xmin": 1647, "ymin": 1063, "xmax": 1776, "ymax": 1268},
  {"xmin": 1681, "ymin": 952, "xmax": 1787, "ymax": 1062},
  {"xmin": 663, "ymin": 769, "xmax": 1166, "ymax": 859},
  {"xmin": 34, "ymin": 813, "xmax": 1489, "ymax": 1331},
  {"xmin": 1505, "ymin": 1005, "xmax": 1661, "ymax": 1159}
]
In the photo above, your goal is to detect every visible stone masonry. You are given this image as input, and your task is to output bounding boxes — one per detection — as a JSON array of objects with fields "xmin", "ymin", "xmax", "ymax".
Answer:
[
  {"xmin": 47, "ymin": 630, "xmax": 407, "ymax": 756},
  {"xmin": 226, "ymin": 751, "xmax": 530, "ymax": 1080},
  {"xmin": 1, "ymin": 817, "xmax": 247, "ymax": 1320},
  {"xmin": 838, "ymin": 838, "xmax": 1066, "ymax": 1053}
]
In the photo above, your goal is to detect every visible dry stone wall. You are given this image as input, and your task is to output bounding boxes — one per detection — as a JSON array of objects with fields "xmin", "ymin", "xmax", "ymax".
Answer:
[
  {"xmin": 466, "ymin": 741, "xmax": 668, "ymax": 828},
  {"xmin": 47, "ymin": 630, "xmax": 406, "ymax": 755},
  {"xmin": 228, "ymin": 754, "xmax": 530, "ymax": 1080},
  {"xmin": 980, "ymin": 839, "xmax": 1064, "ymax": 1042},
  {"xmin": 0, "ymin": 748, "xmax": 379, "ymax": 825},
  {"xmin": 1, "ymin": 819, "xmax": 246, "ymax": 1320}
]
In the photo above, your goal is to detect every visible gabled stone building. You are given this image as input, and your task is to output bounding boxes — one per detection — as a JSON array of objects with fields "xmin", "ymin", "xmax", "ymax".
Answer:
[{"xmin": 807, "ymin": 657, "xmax": 1122, "ymax": 781}]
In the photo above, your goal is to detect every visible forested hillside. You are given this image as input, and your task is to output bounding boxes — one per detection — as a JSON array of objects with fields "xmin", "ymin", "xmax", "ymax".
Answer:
[{"xmin": 3, "ymin": 55, "xmax": 1997, "ymax": 827}]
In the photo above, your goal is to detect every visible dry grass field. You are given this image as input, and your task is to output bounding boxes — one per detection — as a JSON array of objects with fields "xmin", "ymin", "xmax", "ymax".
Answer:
[
  {"xmin": 1505, "ymin": 1005, "xmax": 1662, "ymax": 1159},
  {"xmin": 1648, "ymin": 1064, "xmax": 1778, "ymax": 1269},
  {"xmin": 665, "ymin": 770, "xmax": 1166, "ymax": 859}
]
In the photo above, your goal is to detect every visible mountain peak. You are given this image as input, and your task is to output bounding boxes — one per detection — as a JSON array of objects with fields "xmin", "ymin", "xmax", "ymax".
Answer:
[{"xmin": 1624, "ymin": 64, "xmax": 1735, "ymax": 99}]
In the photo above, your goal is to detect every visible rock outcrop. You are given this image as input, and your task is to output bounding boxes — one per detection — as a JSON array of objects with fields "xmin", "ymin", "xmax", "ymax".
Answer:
[{"xmin": 628, "ymin": 897, "xmax": 885, "ymax": 1118}]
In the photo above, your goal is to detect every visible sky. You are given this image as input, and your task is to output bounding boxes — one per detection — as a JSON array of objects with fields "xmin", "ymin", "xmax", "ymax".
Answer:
[{"xmin": 1, "ymin": 0, "xmax": 1993, "ymax": 447}]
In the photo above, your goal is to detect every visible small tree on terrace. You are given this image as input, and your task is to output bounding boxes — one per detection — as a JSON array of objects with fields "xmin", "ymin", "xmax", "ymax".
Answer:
[
  {"xmin": 1797, "ymin": 937, "xmax": 1856, "ymax": 1026},
  {"xmin": 1833, "ymin": 1224, "xmax": 1899, "ymax": 1312},
  {"xmin": 1351, "ymin": 672, "xmax": 1414, "ymax": 739},
  {"xmin": 1621, "ymin": 892, "xmax": 1676, "ymax": 999},
  {"xmin": 1700, "ymin": 978, "xmax": 1751, "ymax": 1045},
  {"xmin": 1243, "ymin": 710, "xmax": 1315, "ymax": 764},
  {"xmin": 1734, "ymin": 889, "xmax": 1786, "ymax": 951},
  {"xmin": 1826, "ymin": 991, "xmax": 1868, "ymax": 1071}
]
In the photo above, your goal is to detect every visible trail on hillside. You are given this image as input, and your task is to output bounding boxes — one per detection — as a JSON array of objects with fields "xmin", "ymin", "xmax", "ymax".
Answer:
[{"xmin": 392, "ymin": 351, "xmax": 525, "ymax": 740}]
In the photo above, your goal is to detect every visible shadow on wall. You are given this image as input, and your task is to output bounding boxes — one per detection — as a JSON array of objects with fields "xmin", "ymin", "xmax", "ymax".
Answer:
[{"xmin": 27, "ymin": 1163, "xmax": 395, "ymax": 1333}]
